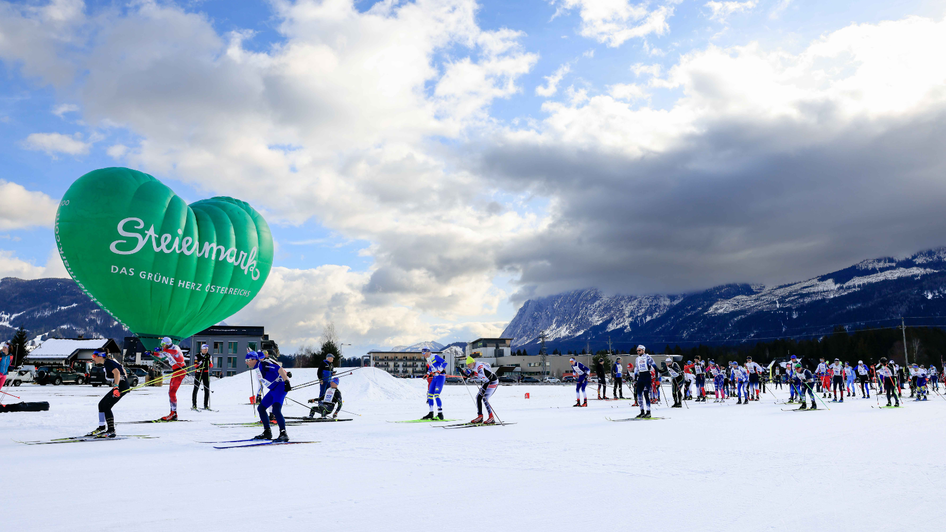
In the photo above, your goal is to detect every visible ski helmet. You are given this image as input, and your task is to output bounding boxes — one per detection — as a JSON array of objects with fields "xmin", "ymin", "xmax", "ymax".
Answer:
[
  {"xmin": 858, "ymin": 360, "xmax": 863, "ymax": 364},
  {"xmin": 421, "ymin": 347, "xmax": 431, "ymax": 354},
  {"xmin": 245, "ymin": 351, "xmax": 263, "ymax": 362},
  {"xmin": 161, "ymin": 336, "xmax": 172, "ymax": 346},
  {"xmin": 637, "ymin": 345, "xmax": 646, "ymax": 351}
]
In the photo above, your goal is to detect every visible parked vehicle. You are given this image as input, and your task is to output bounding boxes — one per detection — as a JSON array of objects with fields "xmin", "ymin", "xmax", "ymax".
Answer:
[
  {"xmin": 562, "ymin": 372, "xmax": 576, "ymax": 383},
  {"xmin": 444, "ymin": 375, "xmax": 463, "ymax": 384},
  {"xmin": 499, "ymin": 375, "xmax": 518, "ymax": 384},
  {"xmin": 34, "ymin": 366, "xmax": 86, "ymax": 386},
  {"xmin": 5, "ymin": 368, "xmax": 34, "ymax": 386},
  {"xmin": 542, "ymin": 376, "xmax": 561, "ymax": 384},
  {"xmin": 520, "ymin": 376, "xmax": 540, "ymax": 383}
]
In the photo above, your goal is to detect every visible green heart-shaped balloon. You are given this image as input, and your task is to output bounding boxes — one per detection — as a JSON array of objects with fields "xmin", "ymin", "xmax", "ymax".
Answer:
[{"xmin": 55, "ymin": 167, "xmax": 274, "ymax": 349}]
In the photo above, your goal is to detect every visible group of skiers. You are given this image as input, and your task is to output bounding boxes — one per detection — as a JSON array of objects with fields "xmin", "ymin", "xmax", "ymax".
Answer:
[
  {"xmin": 72, "ymin": 339, "xmax": 946, "ymax": 439},
  {"xmin": 568, "ymin": 350, "xmax": 944, "ymax": 414}
]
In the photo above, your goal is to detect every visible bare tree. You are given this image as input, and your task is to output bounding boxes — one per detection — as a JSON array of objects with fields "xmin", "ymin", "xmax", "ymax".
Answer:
[{"xmin": 321, "ymin": 322, "xmax": 339, "ymax": 352}]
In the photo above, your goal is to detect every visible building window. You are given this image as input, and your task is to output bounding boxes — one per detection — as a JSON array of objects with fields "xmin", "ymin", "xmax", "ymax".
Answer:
[
  {"xmin": 213, "ymin": 342, "xmax": 223, "ymax": 354},
  {"xmin": 216, "ymin": 357, "xmax": 224, "ymax": 369},
  {"xmin": 228, "ymin": 342, "xmax": 237, "ymax": 354},
  {"xmin": 227, "ymin": 371, "xmax": 235, "ymax": 377},
  {"xmin": 248, "ymin": 342, "xmax": 257, "ymax": 351},
  {"xmin": 227, "ymin": 357, "xmax": 237, "ymax": 369}
]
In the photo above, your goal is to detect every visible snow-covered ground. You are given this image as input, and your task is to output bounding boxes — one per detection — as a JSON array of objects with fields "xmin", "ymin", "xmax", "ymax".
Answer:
[{"xmin": 3, "ymin": 368, "xmax": 945, "ymax": 532}]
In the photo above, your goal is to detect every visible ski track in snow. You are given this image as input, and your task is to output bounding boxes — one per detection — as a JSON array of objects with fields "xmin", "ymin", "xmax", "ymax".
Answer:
[{"xmin": 2, "ymin": 368, "xmax": 944, "ymax": 532}]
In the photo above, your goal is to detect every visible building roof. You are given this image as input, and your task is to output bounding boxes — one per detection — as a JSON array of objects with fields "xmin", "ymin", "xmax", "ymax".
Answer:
[
  {"xmin": 193, "ymin": 326, "xmax": 265, "ymax": 336},
  {"xmin": 26, "ymin": 339, "xmax": 115, "ymax": 362}
]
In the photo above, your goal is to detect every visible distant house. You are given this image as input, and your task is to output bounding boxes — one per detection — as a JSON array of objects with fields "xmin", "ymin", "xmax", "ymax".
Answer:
[{"xmin": 25, "ymin": 338, "xmax": 121, "ymax": 368}]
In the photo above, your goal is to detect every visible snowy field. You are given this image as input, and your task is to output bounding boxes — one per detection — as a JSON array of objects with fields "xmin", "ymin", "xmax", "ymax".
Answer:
[{"xmin": 3, "ymin": 367, "xmax": 945, "ymax": 532}]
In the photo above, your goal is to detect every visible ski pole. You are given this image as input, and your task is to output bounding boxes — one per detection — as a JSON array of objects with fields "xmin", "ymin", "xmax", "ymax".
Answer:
[{"xmin": 0, "ymin": 389, "xmax": 20, "ymax": 399}]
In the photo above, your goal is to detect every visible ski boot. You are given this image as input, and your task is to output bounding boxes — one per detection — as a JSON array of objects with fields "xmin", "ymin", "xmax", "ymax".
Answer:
[
  {"xmin": 672, "ymin": 402, "xmax": 682, "ymax": 408},
  {"xmin": 421, "ymin": 412, "xmax": 434, "ymax": 420},
  {"xmin": 484, "ymin": 414, "xmax": 496, "ymax": 425},
  {"xmin": 581, "ymin": 399, "xmax": 588, "ymax": 407},
  {"xmin": 86, "ymin": 425, "xmax": 108, "ymax": 437},
  {"xmin": 635, "ymin": 410, "xmax": 645, "ymax": 418},
  {"xmin": 273, "ymin": 430, "xmax": 289, "ymax": 442},
  {"xmin": 736, "ymin": 398, "xmax": 742, "ymax": 404},
  {"xmin": 642, "ymin": 411, "xmax": 652, "ymax": 418},
  {"xmin": 253, "ymin": 428, "xmax": 273, "ymax": 440},
  {"xmin": 573, "ymin": 400, "xmax": 581, "ymax": 407},
  {"xmin": 93, "ymin": 431, "xmax": 117, "ymax": 439},
  {"xmin": 191, "ymin": 405, "xmax": 199, "ymax": 411},
  {"xmin": 809, "ymin": 402, "xmax": 817, "ymax": 410},
  {"xmin": 160, "ymin": 411, "xmax": 177, "ymax": 421},
  {"xmin": 470, "ymin": 415, "xmax": 484, "ymax": 424},
  {"xmin": 437, "ymin": 411, "xmax": 444, "ymax": 420}
]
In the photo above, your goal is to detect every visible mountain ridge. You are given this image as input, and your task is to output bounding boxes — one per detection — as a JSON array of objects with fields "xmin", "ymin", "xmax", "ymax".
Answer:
[{"xmin": 502, "ymin": 247, "xmax": 946, "ymax": 352}]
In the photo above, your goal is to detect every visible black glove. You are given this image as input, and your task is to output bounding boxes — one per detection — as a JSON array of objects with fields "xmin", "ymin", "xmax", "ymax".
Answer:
[
  {"xmin": 255, "ymin": 393, "xmax": 262, "ymax": 404},
  {"xmin": 284, "ymin": 381, "xmax": 292, "ymax": 392},
  {"xmin": 287, "ymin": 371, "xmax": 293, "ymax": 379}
]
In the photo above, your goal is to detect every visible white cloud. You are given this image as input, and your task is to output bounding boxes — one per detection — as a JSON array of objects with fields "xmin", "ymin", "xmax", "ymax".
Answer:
[
  {"xmin": 608, "ymin": 82, "xmax": 648, "ymax": 101},
  {"xmin": 0, "ymin": 180, "xmax": 59, "ymax": 230},
  {"xmin": 705, "ymin": 1, "xmax": 757, "ymax": 23},
  {"xmin": 0, "ymin": 248, "xmax": 67, "ymax": 280},
  {"xmin": 554, "ymin": 0, "xmax": 674, "ymax": 48},
  {"xmin": 52, "ymin": 103, "xmax": 79, "ymax": 117},
  {"xmin": 631, "ymin": 62, "xmax": 661, "ymax": 77},
  {"xmin": 536, "ymin": 63, "xmax": 571, "ymax": 97},
  {"xmin": 106, "ymin": 144, "xmax": 128, "ymax": 159},
  {"xmin": 0, "ymin": 0, "xmax": 542, "ymax": 349},
  {"xmin": 21, "ymin": 132, "xmax": 90, "ymax": 157}
]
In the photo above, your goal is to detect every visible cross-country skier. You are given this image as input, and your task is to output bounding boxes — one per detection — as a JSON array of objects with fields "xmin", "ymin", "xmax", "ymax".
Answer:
[
  {"xmin": 88, "ymin": 349, "xmax": 128, "ymax": 438},
  {"xmin": 667, "ymin": 358, "xmax": 685, "ymax": 408},
  {"xmin": 794, "ymin": 362, "xmax": 817, "ymax": 410},
  {"xmin": 710, "ymin": 361, "xmax": 726, "ymax": 402},
  {"xmin": 911, "ymin": 364, "xmax": 928, "ymax": 401},
  {"xmin": 153, "ymin": 337, "xmax": 186, "ymax": 421},
  {"xmin": 0, "ymin": 342, "xmax": 10, "ymax": 390},
  {"xmin": 626, "ymin": 360, "xmax": 637, "ymax": 406},
  {"xmin": 192, "ymin": 343, "xmax": 213, "ymax": 410},
  {"xmin": 829, "ymin": 358, "xmax": 845, "ymax": 402},
  {"xmin": 308, "ymin": 377, "xmax": 343, "ymax": 418},
  {"xmin": 612, "ymin": 357, "xmax": 624, "ymax": 399},
  {"xmin": 682, "ymin": 361, "xmax": 694, "ymax": 400},
  {"xmin": 246, "ymin": 350, "xmax": 292, "ymax": 441},
  {"xmin": 733, "ymin": 362, "xmax": 749, "ymax": 405},
  {"xmin": 594, "ymin": 358, "xmax": 608, "ymax": 400},
  {"xmin": 929, "ymin": 364, "xmax": 939, "ymax": 392},
  {"xmin": 460, "ymin": 356, "xmax": 499, "ymax": 424},
  {"xmin": 877, "ymin": 358, "xmax": 900, "ymax": 407},
  {"xmin": 319, "ymin": 353, "xmax": 336, "ymax": 401},
  {"xmin": 633, "ymin": 346, "xmax": 657, "ymax": 418},
  {"xmin": 745, "ymin": 357, "xmax": 763, "ymax": 401},
  {"xmin": 421, "ymin": 348, "xmax": 447, "ymax": 420},
  {"xmin": 816, "ymin": 358, "xmax": 829, "ymax": 397},
  {"xmin": 844, "ymin": 362, "xmax": 855, "ymax": 397},
  {"xmin": 855, "ymin": 361, "xmax": 870, "ymax": 398},
  {"xmin": 693, "ymin": 356, "xmax": 706, "ymax": 402},
  {"xmin": 570, "ymin": 357, "xmax": 590, "ymax": 407}
]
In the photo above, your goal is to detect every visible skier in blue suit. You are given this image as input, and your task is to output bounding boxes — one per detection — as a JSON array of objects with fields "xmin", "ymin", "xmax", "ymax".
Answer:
[
  {"xmin": 246, "ymin": 350, "xmax": 292, "ymax": 442},
  {"xmin": 571, "ymin": 358, "xmax": 590, "ymax": 407},
  {"xmin": 421, "ymin": 348, "xmax": 447, "ymax": 420}
]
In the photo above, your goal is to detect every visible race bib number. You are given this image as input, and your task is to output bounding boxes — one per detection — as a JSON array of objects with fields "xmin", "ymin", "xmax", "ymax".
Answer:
[{"xmin": 323, "ymin": 388, "xmax": 336, "ymax": 403}]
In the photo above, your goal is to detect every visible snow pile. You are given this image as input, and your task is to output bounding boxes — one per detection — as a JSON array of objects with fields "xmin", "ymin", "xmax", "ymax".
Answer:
[{"xmin": 335, "ymin": 367, "xmax": 422, "ymax": 403}]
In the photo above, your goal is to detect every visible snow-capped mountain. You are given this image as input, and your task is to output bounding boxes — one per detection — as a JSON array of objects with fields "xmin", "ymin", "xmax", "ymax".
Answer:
[
  {"xmin": 503, "ymin": 247, "xmax": 946, "ymax": 352},
  {"xmin": 389, "ymin": 341, "xmax": 446, "ymax": 352},
  {"xmin": 0, "ymin": 277, "xmax": 129, "ymax": 343}
]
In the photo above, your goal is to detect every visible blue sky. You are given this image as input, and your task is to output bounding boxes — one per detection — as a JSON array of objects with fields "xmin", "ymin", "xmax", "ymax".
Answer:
[{"xmin": 1, "ymin": 0, "xmax": 945, "ymax": 353}]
